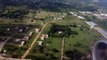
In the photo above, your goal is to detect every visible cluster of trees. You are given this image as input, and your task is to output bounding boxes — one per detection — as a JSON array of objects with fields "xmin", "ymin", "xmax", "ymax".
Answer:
[
  {"xmin": 48, "ymin": 24, "xmax": 78, "ymax": 38},
  {"xmin": 65, "ymin": 49, "xmax": 84, "ymax": 60},
  {"xmin": 2, "ymin": 44, "xmax": 27, "ymax": 58},
  {"xmin": 0, "ymin": 9, "xmax": 29, "ymax": 19},
  {"xmin": 30, "ymin": 45, "xmax": 59, "ymax": 60},
  {"xmin": 0, "ymin": 0, "xmax": 98, "ymax": 12}
]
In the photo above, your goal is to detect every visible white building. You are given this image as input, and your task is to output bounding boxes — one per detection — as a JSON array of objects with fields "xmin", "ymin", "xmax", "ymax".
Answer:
[
  {"xmin": 79, "ymin": 11, "xmax": 92, "ymax": 15},
  {"xmin": 35, "ymin": 28, "xmax": 40, "ymax": 33},
  {"xmin": 7, "ymin": 28, "xmax": 10, "ymax": 31},
  {"xmin": 69, "ymin": 12, "xmax": 77, "ymax": 16},
  {"xmin": 20, "ymin": 41, "xmax": 25, "ymax": 46},
  {"xmin": 77, "ymin": 16, "xmax": 85, "ymax": 19},
  {"xmin": 58, "ymin": 31, "xmax": 63, "ymax": 34},
  {"xmin": 28, "ymin": 32, "xmax": 33, "ymax": 36},
  {"xmin": 22, "ymin": 36, "xmax": 29, "ymax": 41},
  {"xmin": 85, "ymin": 21, "xmax": 97, "ymax": 29},
  {"xmin": 38, "ymin": 41, "xmax": 43, "ymax": 45},
  {"xmin": 41, "ymin": 36, "xmax": 45, "ymax": 40}
]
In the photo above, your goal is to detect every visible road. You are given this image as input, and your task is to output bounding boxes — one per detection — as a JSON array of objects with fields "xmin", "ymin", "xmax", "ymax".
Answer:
[
  {"xmin": 0, "ymin": 32, "xmax": 18, "ymax": 52},
  {"xmin": 0, "ymin": 33, "xmax": 18, "ymax": 59},
  {"xmin": 21, "ymin": 23, "xmax": 48, "ymax": 59},
  {"xmin": 61, "ymin": 38, "xmax": 65, "ymax": 60},
  {"xmin": 21, "ymin": 13, "xmax": 66, "ymax": 59},
  {"xmin": 85, "ymin": 21, "xmax": 107, "ymax": 39},
  {"xmin": 94, "ymin": 27, "xmax": 107, "ymax": 39}
]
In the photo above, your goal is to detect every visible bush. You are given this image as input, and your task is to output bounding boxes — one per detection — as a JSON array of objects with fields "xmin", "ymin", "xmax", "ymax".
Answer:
[{"xmin": 52, "ymin": 48, "xmax": 59, "ymax": 53}]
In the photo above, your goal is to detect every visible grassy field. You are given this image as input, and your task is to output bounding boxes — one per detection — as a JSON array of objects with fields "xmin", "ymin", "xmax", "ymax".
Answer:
[{"xmin": 27, "ymin": 37, "xmax": 62, "ymax": 60}]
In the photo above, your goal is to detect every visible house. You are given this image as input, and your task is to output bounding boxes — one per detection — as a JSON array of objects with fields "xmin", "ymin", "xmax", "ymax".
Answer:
[
  {"xmin": 28, "ymin": 32, "xmax": 33, "ymax": 36},
  {"xmin": 45, "ymin": 34, "xmax": 49, "ymax": 39},
  {"xmin": 58, "ymin": 31, "xmax": 63, "ymax": 34},
  {"xmin": 15, "ymin": 39, "xmax": 21, "ymax": 42},
  {"xmin": 69, "ymin": 12, "xmax": 74, "ymax": 15},
  {"xmin": 19, "ymin": 29, "xmax": 23, "ymax": 32},
  {"xmin": 19, "ymin": 41, "xmax": 25, "ymax": 46},
  {"xmin": 35, "ymin": 28, "xmax": 40, "ymax": 33},
  {"xmin": 7, "ymin": 28, "xmax": 10, "ymax": 31},
  {"xmin": 41, "ymin": 36, "xmax": 45, "ymax": 40},
  {"xmin": 38, "ymin": 41, "xmax": 43, "ymax": 45},
  {"xmin": 26, "ymin": 27, "xmax": 29, "ymax": 30},
  {"xmin": 40, "ymin": 34, "xmax": 49, "ymax": 40},
  {"xmin": 22, "ymin": 35, "xmax": 29, "ymax": 41},
  {"xmin": 14, "ymin": 39, "xmax": 25, "ymax": 47}
]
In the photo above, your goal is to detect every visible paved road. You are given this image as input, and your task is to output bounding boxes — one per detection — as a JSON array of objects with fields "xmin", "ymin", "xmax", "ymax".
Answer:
[{"xmin": 94, "ymin": 27, "xmax": 107, "ymax": 39}]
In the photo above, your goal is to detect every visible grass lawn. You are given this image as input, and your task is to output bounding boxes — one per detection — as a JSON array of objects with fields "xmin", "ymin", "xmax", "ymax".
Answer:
[{"xmin": 27, "ymin": 37, "xmax": 62, "ymax": 60}]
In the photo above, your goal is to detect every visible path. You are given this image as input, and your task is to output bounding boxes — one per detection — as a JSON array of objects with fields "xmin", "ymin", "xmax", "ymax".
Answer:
[{"xmin": 21, "ymin": 14, "xmax": 66, "ymax": 59}]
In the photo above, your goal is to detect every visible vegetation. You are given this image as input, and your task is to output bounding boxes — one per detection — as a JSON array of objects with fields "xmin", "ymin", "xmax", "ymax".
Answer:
[
  {"xmin": 49, "ymin": 24, "xmax": 78, "ymax": 38},
  {"xmin": 1, "ymin": 11, "xmax": 102, "ymax": 59}
]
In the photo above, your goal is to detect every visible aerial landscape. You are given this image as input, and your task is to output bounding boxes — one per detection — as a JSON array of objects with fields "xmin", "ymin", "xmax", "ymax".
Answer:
[{"xmin": 0, "ymin": 0, "xmax": 107, "ymax": 60}]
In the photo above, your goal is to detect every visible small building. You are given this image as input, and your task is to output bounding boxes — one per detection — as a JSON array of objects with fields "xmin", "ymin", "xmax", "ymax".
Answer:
[
  {"xmin": 58, "ymin": 31, "xmax": 63, "ymax": 34},
  {"xmin": 38, "ymin": 41, "xmax": 43, "ymax": 45},
  {"xmin": 3, "ymin": 50, "xmax": 7, "ymax": 53},
  {"xmin": 41, "ymin": 36, "xmax": 45, "ymax": 40},
  {"xmin": 20, "ymin": 41, "xmax": 25, "ymax": 46},
  {"xmin": 28, "ymin": 32, "xmax": 33, "ymax": 36},
  {"xmin": 40, "ymin": 34, "xmax": 49, "ymax": 40},
  {"xmin": 69, "ymin": 12, "xmax": 77, "ymax": 16},
  {"xmin": 7, "ymin": 28, "xmax": 10, "ymax": 31},
  {"xmin": 78, "ymin": 11, "xmax": 92, "ymax": 15},
  {"xmin": 22, "ymin": 35, "xmax": 29, "ymax": 41},
  {"xmin": 73, "ymin": 14, "xmax": 78, "ymax": 16},
  {"xmin": 26, "ymin": 27, "xmax": 29, "ymax": 30},
  {"xmin": 85, "ymin": 21, "xmax": 97, "ymax": 29},
  {"xmin": 15, "ymin": 39, "xmax": 21, "ymax": 42},
  {"xmin": 19, "ymin": 29, "xmax": 23, "ymax": 32},
  {"xmin": 35, "ymin": 28, "xmax": 40, "ymax": 33},
  {"xmin": 45, "ymin": 34, "xmax": 49, "ymax": 39},
  {"xmin": 77, "ymin": 16, "xmax": 85, "ymax": 19}
]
